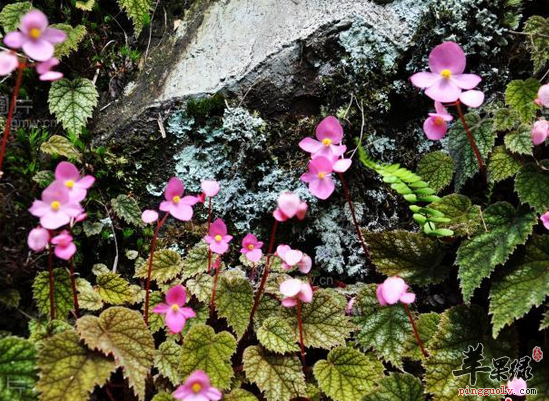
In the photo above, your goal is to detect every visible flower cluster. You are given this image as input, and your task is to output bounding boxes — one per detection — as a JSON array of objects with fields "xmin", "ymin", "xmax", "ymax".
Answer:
[
  {"xmin": 1, "ymin": 10, "xmax": 66, "ymax": 80},
  {"xmin": 27, "ymin": 162, "xmax": 94, "ymax": 260},
  {"xmin": 299, "ymin": 116, "xmax": 352, "ymax": 199},
  {"xmin": 376, "ymin": 276, "xmax": 416, "ymax": 306},
  {"xmin": 531, "ymin": 84, "xmax": 549, "ymax": 146}
]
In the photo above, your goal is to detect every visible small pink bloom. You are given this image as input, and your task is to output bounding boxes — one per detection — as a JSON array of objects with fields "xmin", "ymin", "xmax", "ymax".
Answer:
[
  {"xmin": 299, "ymin": 116, "xmax": 347, "ymax": 158},
  {"xmin": 376, "ymin": 277, "xmax": 416, "ymax": 306},
  {"xmin": 0, "ymin": 51, "xmax": 18, "ymax": 76},
  {"xmin": 277, "ymin": 192, "xmax": 301, "ymax": 219},
  {"xmin": 507, "ymin": 378, "xmax": 527, "ymax": 396},
  {"xmin": 459, "ymin": 90, "xmax": 484, "ymax": 108},
  {"xmin": 54, "ymin": 161, "xmax": 95, "ymax": 202},
  {"xmin": 173, "ymin": 370, "xmax": 222, "ymax": 401},
  {"xmin": 276, "ymin": 244, "xmax": 303, "ymax": 270},
  {"xmin": 280, "ymin": 278, "xmax": 313, "ymax": 308},
  {"xmin": 204, "ymin": 218, "xmax": 232, "ymax": 254},
  {"xmin": 240, "ymin": 234, "xmax": 263, "ymax": 262},
  {"xmin": 51, "ymin": 230, "xmax": 76, "ymax": 260},
  {"xmin": 410, "ymin": 42, "xmax": 481, "ymax": 103},
  {"xmin": 3, "ymin": 10, "xmax": 66, "ymax": 62},
  {"xmin": 29, "ymin": 182, "xmax": 83, "ymax": 230},
  {"xmin": 36, "ymin": 57, "xmax": 63, "ymax": 81},
  {"xmin": 297, "ymin": 254, "xmax": 312, "ymax": 274},
  {"xmin": 300, "ymin": 156, "xmax": 335, "ymax": 200},
  {"xmin": 532, "ymin": 119, "xmax": 549, "ymax": 146},
  {"xmin": 142, "ymin": 210, "xmax": 159, "ymax": 224},
  {"xmin": 153, "ymin": 285, "xmax": 196, "ymax": 334},
  {"xmin": 201, "ymin": 180, "xmax": 220, "ymax": 197},
  {"xmin": 27, "ymin": 226, "xmax": 50, "ymax": 252},
  {"xmin": 538, "ymin": 84, "xmax": 549, "ymax": 108},
  {"xmin": 540, "ymin": 212, "xmax": 549, "ymax": 230},
  {"xmin": 423, "ymin": 101, "xmax": 453, "ymax": 140},
  {"xmin": 159, "ymin": 177, "xmax": 199, "ymax": 221},
  {"xmin": 345, "ymin": 297, "xmax": 355, "ymax": 315}
]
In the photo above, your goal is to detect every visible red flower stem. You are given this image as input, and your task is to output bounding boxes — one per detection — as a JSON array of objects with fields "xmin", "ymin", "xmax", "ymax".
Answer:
[
  {"xmin": 210, "ymin": 256, "xmax": 220, "ymax": 315},
  {"xmin": 404, "ymin": 304, "xmax": 427, "ymax": 359},
  {"xmin": 207, "ymin": 197, "xmax": 212, "ymax": 272},
  {"xmin": 337, "ymin": 172, "xmax": 371, "ymax": 262},
  {"xmin": 455, "ymin": 101, "xmax": 486, "ymax": 180},
  {"xmin": 180, "ymin": 333, "xmax": 184, "ymax": 344},
  {"xmin": 296, "ymin": 299, "xmax": 307, "ymax": 368},
  {"xmin": 144, "ymin": 213, "xmax": 168, "ymax": 325},
  {"xmin": 48, "ymin": 244, "xmax": 55, "ymax": 320},
  {"xmin": 249, "ymin": 219, "xmax": 279, "ymax": 323},
  {"xmin": 250, "ymin": 262, "xmax": 256, "ymax": 281},
  {"xmin": 69, "ymin": 257, "xmax": 80, "ymax": 318}
]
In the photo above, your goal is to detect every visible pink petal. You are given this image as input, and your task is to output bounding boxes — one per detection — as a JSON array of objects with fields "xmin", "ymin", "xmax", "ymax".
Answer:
[
  {"xmin": 246, "ymin": 248, "xmax": 263, "ymax": 262},
  {"xmin": 201, "ymin": 180, "xmax": 220, "ymax": 197},
  {"xmin": 400, "ymin": 292, "xmax": 416, "ymax": 304},
  {"xmin": 434, "ymin": 101, "xmax": 452, "ymax": 118},
  {"xmin": 170, "ymin": 203, "xmax": 193, "ymax": 221},
  {"xmin": 299, "ymin": 137, "xmax": 323, "ymax": 154},
  {"xmin": 423, "ymin": 117, "xmax": 448, "ymax": 140},
  {"xmin": 281, "ymin": 297, "xmax": 298, "ymax": 308},
  {"xmin": 309, "ymin": 176, "xmax": 335, "ymax": 200},
  {"xmin": 29, "ymin": 200, "xmax": 50, "ymax": 217},
  {"xmin": 284, "ymin": 250, "xmax": 303, "ymax": 266},
  {"xmin": 300, "ymin": 172, "xmax": 317, "ymax": 183},
  {"xmin": 531, "ymin": 120, "xmax": 549, "ymax": 146},
  {"xmin": 209, "ymin": 218, "xmax": 227, "ymax": 236},
  {"xmin": 173, "ymin": 385, "xmax": 192, "ymax": 400},
  {"xmin": 165, "ymin": 309, "xmax": 186, "ymax": 333},
  {"xmin": 164, "ymin": 177, "xmax": 184, "ymax": 201},
  {"xmin": 345, "ymin": 298, "xmax": 355, "ymax": 314},
  {"xmin": 77, "ymin": 175, "xmax": 95, "ymax": 189},
  {"xmin": 410, "ymin": 71, "xmax": 439, "ymax": 88},
  {"xmin": 41, "ymin": 28, "xmax": 67, "ymax": 44},
  {"xmin": 50, "ymin": 231, "xmax": 72, "ymax": 245},
  {"xmin": 451, "ymin": 74, "xmax": 481, "ymax": 90},
  {"xmin": 298, "ymin": 283, "xmax": 313, "ymax": 303},
  {"xmin": 429, "ymin": 41, "xmax": 466, "ymax": 74},
  {"xmin": 28, "ymin": 227, "xmax": 50, "ymax": 252},
  {"xmin": 209, "ymin": 240, "xmax": 229, "ymax": 254},
  {"xmin": 296, "ymin": 201, "xmax": 308, "ymax": 220},
  {"xmin": 309, "ymin": 156, "xmax": 334, "ymax": 174},
  {"xmin": 166, "ymin": 285, "xmax": 187, "ymax": 306},
  {"xmin": 541, "ymin": 212, "xmax": 549, "ymax": 230},
  {"xmin": 316, "ymin": 116, "xmax": 344, "ymax": 143},
  {"xmin": 3, "ymin": 32, "xmax": 25, "ymax": 49},
  {"xmin": 459, "ymin": 90, "xmax": 485, "ymax": 108},
  {"xmin": 280, "ymin": 279, "xmax": 303, "ymax": 297},
  {"xmin": 298, "ymin": 254, "xmax": 312, "ymax": 274},
  {"xmin": 276, "ymin": 245, "xmax": 291, "ymax": 258},
  {"xmin": 333, "ymin": 158, "xmax": 352, "ymax": 173},
  {"xmin": 159, "ymin": 200, "xmax": 171, "ymax": 212},
  {"xmin": 36, "ymin": 57, "xmax": 60, "ymax": 74},
  {"xmin": 242, "ymin": 233, "xmax": 258, "ymax": 248},
  {"xmin": 22, "ymin": 38, "xmax": 54, "ymax": 61},
  {"xmin": 273, "ymin": 208, "xmax": 288, "ymax": 222},
  {"xmin": 20, "ymin": 10, "xmax": 49, "ymax": 35},
  {"xmin": 0, "ymin": 51, "xmax": 18, "ymax": 75},
  {"xmin": 55, "ymin": 161, "xmax": 79, "ymax": 181},
  {"xmin": 39, "ymin": 71, "xmax": 63, "ymax": 81},
  {"xmin": 152, "ymin": 304, "xmax": 170, "ymax": 314},
  {"xmin": 40, "ymin": 211, "xmax": 70, "ymax": 230},
  {"xmin": 376, "ymin": 284, "xmax": 387, "ymax": 306},
  {"xmin": 538, "ymin": 84, "xmax": 549, "ymax": 108},
  {"xmin": 425, "ymin": 78, "xmax": 462, "ymax": 103},
  {"xmin": 42, "ymin": 181, "xmax": 70, "ymax": 204},
  {"xmin": 277, "ymin": 192, "xmax": 300, "ymax": 219},
  {"xmin": 142, "ymin": 210, "xmax": 159, "ymax": 224},
  {"xmin": 180, "ymin": 307, "xmax": 196, "ymax": 319},
  {"xmin": 507, "ymin": 378, "xmax": 527, "ymax": 396},
  {"xmin": 381, "ymin": 277, "xmax": 407, "ymax": 305},
  {"xmin": 54, "ymin": 242, "xmax": 76, "ymax": 260},
  {"xmin": 204, "ymin": 387, "xmax": 222, "ymax": 400}
]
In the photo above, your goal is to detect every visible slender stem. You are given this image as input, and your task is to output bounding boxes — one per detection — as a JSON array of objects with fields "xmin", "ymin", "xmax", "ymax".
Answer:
[
  {"xmin": 69, "ymin": 257, "xmax": 80, "ymax": 318},
  {"xmin": 338, "ymin": 173, "xmax": 371, "ymax": 262},
  {"xmin": 404, "ymin": 304, "xmax": 427, "ymax": 359},
  {"xmin": 48, "ymin": 244, "xmax": 55, "ymax": 320},
  {"xmin": 250, "ymin": 262, "xmax": 256, "ymax": 282},
  {"xmin": 296, "ymin": 299, "xmax": 306, "ymax": 368},
  {"xmin": 249, "ymin": 219, "xmax": 279, "ymax": 323},
  {"xmin": 207, "ymin": 197, "xmax": 212, "ymax": 272},
  {"xmin": 455, "ymin": 101, "xmax": 486, "ymax": 180},
  {"xmin": 210, "ymin": 256, "xmax": 220, "ymax": 315},
  {"xmin": 144, "ymin": 213, "xmax": 168, "ymax": 325},
  {"xmin": 180, "ymin": 333, "xmax": 184, "ymax": 344}
]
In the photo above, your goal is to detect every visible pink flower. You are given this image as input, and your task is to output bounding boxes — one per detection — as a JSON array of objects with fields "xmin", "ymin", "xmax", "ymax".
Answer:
[
  {"xmin": 240, "ymin": 234, "xmax": 263, "ymax": 262},
  {"xmin": 204, "ymin": 218, "xmax": 232, "ymax": 254},
  {"xmin": 29, "ymin": 182, "xmax": 83, "ymax": 230},
  {"xmin": 300, "ymin": 156, "xmax": 335, "ymax": 200},
  {"xmin": 376, "ymin": 277, "xmax": 416, "ymax": 305},
  {"xmin": 3, "ymin": 10, "xmax": 66, "ymax": 62},
  {"xmin": 540, "ymin": 212, "xmax": 549, "ymax": 230},
  {"xmin": 173, "ymin": 370, "xmax": 222, "ymax": 401},
  {"xmin": 142, "ymin": 210, "xmax": 159, "ymax": 224},
  {"xmin": 0, "ymin": 51, "xmax": 18, "ymax": 76},
  {"xmin": 345, "ymin": 297, "xmax": 355, "ymax": 315},
  {"xmin": 27, "ymin": 226, "xmax": 50, "ymax": 252},
  {"xmin": 410, "ymin": 42, "xmax": 482, "ymax": 103},
  {"xmin": 36, "ymin": 57, "xmax": 63, "ymax": 81},
  {"xmin": 507, "ymin": 378, "xmax": 527, "ymax": 396},
  {"xmin": 153, "ymin": 285, "xmax": 196, "ymax": 334},
  {"xmin": 51, "ymin": 230, "xmax": 76, "ymax": 260},
  {"xmin": 532, "ymin": 119, "xmax": 549, "ymax": 146},
  {"xmin": 273, "ymin": 192, "xmax": 308, "ymax": 222},
  {"xmin": 537, "ymin": 84, "xmax": 549, "ymax": 107},
  {"xmin": 299, "ymin": 116, "xmax": 347, "ymax": 158},
  {"xmin": 54, "ymin": 162, "xmax": 95, "ymax": 202},
  {"xmin": 277, "ymin": 245, "xmax": 303, "ymax": 269},
  {"xmin": 159, "ymin": 177, "xmax": 199, "ymax": 221},
  {"xmin": 280, "ymin": 278, "xmax": 313, "ymax": 308},
  {"xmin": 201, "ymin": 180, "xmax": 220, "ymax": 197},
  {"xmin": 423, "ymin": 101, "xmax": 453, "ymax": 140}
]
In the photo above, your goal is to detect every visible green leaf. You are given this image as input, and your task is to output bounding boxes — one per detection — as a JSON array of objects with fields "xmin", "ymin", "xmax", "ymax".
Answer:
[
  {"xmin": 447, "ymin": 112, "xmax": 496, "ymax": 189},
  {"xmin": 0, "ymin": 289, "xmax": 20, "ymax": 308},
  {"xmin": 181, "ymin": 242, "xmax": 209, "ymax": 280},
  {"xmin": 256, "ymin": 316, "xmax": 299, "ymax": 354},
  {"xmin": 524, "ymin": 16, "xmax": 549, "ymax": 73},
  {"xmin": 504, "ymin": 124, "xmax": 533, "ymax": 155},
  {"xmin": 151, "ymin": 393, "xmax": 175, "ymax": 401},
  {"xmin": 50, "ymin": 24, "xmax": 86, "ymax": 59},
  {"xmin": 505, "ymin": 78, "xmax": 540, "ymax": 122},
  {"xmin": 117, "ymin": 0, "xmax": 152, "ymax": 35},
  {"xmin": 515, "ymin": 160, "xmax": 549, "ymax": 212},
  {"xmin": 416, "ymin": 151, "xmax": 454, "ymax": 193},
  {"xmin": 542, "ymin": 308, "xmax": 549, "ymax": 330},
  {"xmin": 154, "ymin": 341, "xmax": 181, "ymax": 386},
  {"xmin": 186, "ymin": 274, "xmax": 214, "ymax": 303},
  {"xmin": 33, "ymin": 268, "xmax": 73, "ymax": 320},
  {"xmin": 0, "ymin": 337, "xmax": 37, "ymax": 401},
  {"xmin": 40, "ymin": 135, "xmax": 82, "ymax": 162},
  {"xmin": 487, "ymin": 145, "xmax": 522, "ymax": 183},
  {"xmin": 489, "ymin": 235, "xmax": 549, "ymax": 337},
  {"xmin": 529, "ymin": 351, "xmax": 549, "ymax": 400},
  {"xmin": 0, "ymin": 2, "xmax": 33, "ymax": 32},
  {"xmin": 48, "ymin": 78, "xmax": 99, "ymax": 135},
  {"xmin": 223, "ymin": 388, "xmax": 258, "ymax": 400},
  {"xmin": 96, "ymin": 272, "xmax": 133, "ymax": 305},
  {"xmin": 364, "ymin": 230, "xmax": 448, "ymax": 285},
  {"xmin": 456, "ymin": 202, "xmax": 536, "ymax": 302},
  {"xmin": 243, "ymin": 345, "xmax": 306, "ymax": 401},
  {"xmin": 215, "ymin": 272, "xmax": 253, "ymax": 339},
  {"xmin": 425, "ymin": 305, "xmax": 517, "ymax": 401},
  {"xmin": 32, "ymin": 170, "xmax": 54, "ymax": 188},
  {"xmin": 75, "ymin": 0, "xmax": 95, "ymax": 11},
  {"xmin": 492, "ymin": 108, "xmax": 519, "ymax": 132},
  {"xmin": 82, "ymin": 221, "xmax": 104, "ymax": 237},
  {"xmin": 134, "ymin": 249, "xmax": 182, "ymax": 283},
  {"xmin": 430, "ymin": 194, "xmax": 482, "ymax": 237},
  {"xmin": 353, "ymin": 285, "xmax": 412, "ymax": 368},
  {"xmin": 313, "ymin": 346, "xmax": 384, "ymax": 401},
  {"xmin": 37, "ymin": 330, "xmax": 115, "ymax": 401},
  {"xmin": 178, "ymin": 324, "xmax": 236, "ymax": 390},
  {"xmin": 111, "ymin": 194, "xmax": 143, "ymax": 227},
  {"xmin": 76, "ymin": 278, "xmax": 103, "ymax": 311},
  {"xmin": 403, "ymin": 312, "xmax": 442, "ymax": 361},
  {"xmin": 363, "ymin": 373, "xmax": 426, "ymax": 401},
  {"xmin": 76, "ymin": 307, "xmax": 155, "ymax": 400},
  {"xmin": 28, "ymin": 319, "xmax": 72, "ymax": 345},
  {"xmin": 282, "ymin": 289, "xmax": 354, "ymax": 350}
]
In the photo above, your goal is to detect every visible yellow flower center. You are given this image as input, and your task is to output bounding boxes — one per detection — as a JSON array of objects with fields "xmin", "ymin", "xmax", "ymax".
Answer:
[
  {"xmin": 51, "ymin": 201, "xmax": 60, "ymax": 211},
  {"xmin": 317, "ymin": 172, "xmax": 326, "ymax": 179},
  {"xmin": 29, "ymin": 28, "xmax": 42, "ymax": 39},
  {"xmin": 65, "ymin": 180, "xmax": 75, "ymax": 189},
  {"xmin": 171, "ymin": 304, "xmax": 180, "ymax": 312},
  {"xmin": 191, "ymin": 383, "xmax": 202, "ymax": 393},
  {"xmin": 215, "ymin": 234, "xmax": 223, "ymax": 242},
  {"xmin": 440, "ymin": 69, "xmax": 452, "ymax": 79},
  {"xmin": 322, "ymin": 138, "xmax": 332, "ymax": 147},
  {"xmin": 172, "ymin": 196, "xmax": 180, "ymax": 203},
  {"xmin": 433, "ymin": 116, "xmax": 445, "ymax": 126},
  {"xmin": 247, "ymin": 244, "xmax": 254, "ymax": 250}
]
